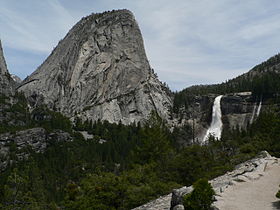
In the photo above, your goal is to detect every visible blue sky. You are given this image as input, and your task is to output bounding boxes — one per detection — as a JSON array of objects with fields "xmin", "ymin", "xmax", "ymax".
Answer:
[{"xmin": 1, "ymin": 0, "xmax": 280, "ymax": 90}]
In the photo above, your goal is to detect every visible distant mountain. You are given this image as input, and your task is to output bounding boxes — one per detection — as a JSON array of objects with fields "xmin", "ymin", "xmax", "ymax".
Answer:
[
  {"xmin": 11, "ymin": 74, "xmax": 22, "ymax": 84},
  {"xmin": 18, "ymin": 9, "xmax": 172, "ymax": 124}
]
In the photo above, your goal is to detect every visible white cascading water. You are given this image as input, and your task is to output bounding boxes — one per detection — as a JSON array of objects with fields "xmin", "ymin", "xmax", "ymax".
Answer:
[
  {"xmin": 250, "ymin": 103, "xmax": 257, "ymax": 124},
  {"xmin": 256, "ymin": 100, "xmax": 262, "ymax": 117},
  {"xmin": 203, "ymin": 95, "xmax": 223, "ymax": 143},
  {"xmin": 250, "ymin": 100, "xmax": 262, "ymax": 123}
]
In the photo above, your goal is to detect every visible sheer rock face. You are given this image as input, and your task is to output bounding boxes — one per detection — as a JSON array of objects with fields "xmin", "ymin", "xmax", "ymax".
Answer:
[
  {"xmin": 0, "ymin": 40, "xmax": 14, "ymax": 95},
  {"xmin": 221, "ymin": 92, "xmax": 257, "ymax": 130},
  {"xmin": 19, "ymin": 10, "xmax": 172, "ymax": 124}
]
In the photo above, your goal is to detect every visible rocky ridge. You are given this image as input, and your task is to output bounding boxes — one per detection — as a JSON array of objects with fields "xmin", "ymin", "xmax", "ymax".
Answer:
[
  {"xmin": 18, "ymin": 10, "xmax": 172, "ymax": 125},
  {"xmin": 134, "ymin": 151, "xmax": 279, "ymax": 210}
]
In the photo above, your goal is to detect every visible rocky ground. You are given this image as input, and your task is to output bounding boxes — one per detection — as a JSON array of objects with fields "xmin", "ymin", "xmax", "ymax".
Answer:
[
  {"xmin": 134, "ymin": 151, "xmax": 280, "ymax": 210},
  {"xmin": 214, "ymin": 153, "xmax": 280, "ymax": 210},
  {"xmin": 132, "ymin": 194, "xmax": 172, "ymax": 210}
]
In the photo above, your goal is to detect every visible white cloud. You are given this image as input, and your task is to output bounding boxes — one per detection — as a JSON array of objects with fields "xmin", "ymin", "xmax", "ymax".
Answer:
[
  {"xmin": 133, "ymin": 0, "xmax": 280, "ymax": 89},
  {"xmin": 0, "ymin": 0, "xmax": 77, "ymax": 53},
  {"xmin": 1, "ymin": 0, "xmax": 280, "ymax": 90}
]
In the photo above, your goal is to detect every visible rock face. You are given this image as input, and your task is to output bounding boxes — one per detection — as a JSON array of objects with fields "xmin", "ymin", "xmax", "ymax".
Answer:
[
  {"xmin": 0, "ymin": 40, "xmax": 14, "ymax": 95},
  {"xmin": 171, "ymin": 95, "xmax": 213, "ymax": 145},
  {"xmin": 11, "ymin": 74, "xmax": 22, "ymax": 85},
  {"xmin": 132, "ymin": 194, "xmax": 172, "ymax": 210},
  {"xmin": 18, "ymin": 10, "xmax": 172, "ymax": 124},
  {"xmin": 221, "ymin": 92, "xmax": 260, "ymax": 130},
  {"xmin": 0, "ymin": 128, "xmax": 72, "ymax": 171},
  {"xmin": 173, "ymin": 92, "xmax": 260, "ymax": 144}
]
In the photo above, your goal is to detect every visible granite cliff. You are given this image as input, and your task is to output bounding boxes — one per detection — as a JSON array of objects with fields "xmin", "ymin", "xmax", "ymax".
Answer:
[
  {"xmin": 0, "ymin": 40, "xmax": 14, "ymax": 95},
  {"xmin": 171, "ymin": 92, "xmax": 261, "ymax": 145},
  {"xmin": 18, "ymin": 10, "xmax": 172, "ymax": 124}
]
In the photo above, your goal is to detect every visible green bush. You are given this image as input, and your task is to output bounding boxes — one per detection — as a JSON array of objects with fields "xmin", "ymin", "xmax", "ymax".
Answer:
[
  {"xmin": 183, "ymin": 178, "xmax": 215, "ymax": 210},
  {"xmin": 276, "ymin": 187, "xmax": 280, "ymax": 199}
]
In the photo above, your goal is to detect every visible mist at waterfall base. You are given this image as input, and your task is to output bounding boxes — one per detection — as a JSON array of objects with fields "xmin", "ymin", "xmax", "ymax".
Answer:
[{"xmin": 203, "ymin": 95, "xmax": 223, "ymax": 143}]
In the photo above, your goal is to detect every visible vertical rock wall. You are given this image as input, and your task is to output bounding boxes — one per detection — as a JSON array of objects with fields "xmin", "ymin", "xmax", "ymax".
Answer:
[{"xmin": 18, "ymin": 10, "xmax": 172, "ymax": 124}]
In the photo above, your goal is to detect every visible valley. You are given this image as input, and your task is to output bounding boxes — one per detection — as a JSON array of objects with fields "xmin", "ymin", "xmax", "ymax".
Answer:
[{"xmin": 0, "ymin": 9, "xmax": 280, "ymax": 210}]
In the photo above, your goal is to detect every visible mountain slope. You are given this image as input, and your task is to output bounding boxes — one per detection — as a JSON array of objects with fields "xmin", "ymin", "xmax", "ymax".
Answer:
[
  {"xmin": 171, "ymin": 54, "xmax": 280, "ymax": 144},
  {"xmin": 175, "ymin": 53, "xmax": 280, "ymax": 99},
  {"xmin": 18, "ymin": 10, "xmax": 172, "ymax": 124}
]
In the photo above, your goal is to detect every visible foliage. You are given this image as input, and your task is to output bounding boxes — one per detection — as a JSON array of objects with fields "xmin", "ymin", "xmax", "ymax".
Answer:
[
  {"xmin": 31, "ymin": 107, "xmax": 72, "ymax": 132},
  {"xmin": 65, "ymin": 164, "xmax": 179, "ymax": 210},
  {"xmin": 276, "ymin": 185, "xmax": 280, "ymax": 199},
  {"xmin": 276, "ymin": 190, "xmax": 280, "ymax": 199},
  {"xmin": 183, "ymin": 178, "xmax": 215, "ymax": 210},
  {"xmin": 1, "ymin": 90, "xmax": 280, "ymax": 209},
  {"xmin": 133, "ymin": 111, "xmax": 173, "ymax": 164},
  {"xmin": 0, "ymin": 93, "xmax": 72, "ymax": 134},
  {"xmin": 2, "ymin": 106, "xmax": 280, "ymax": 208},
  {"xmin": 1, "ymin": 166, "xmax": 50, "ymax": 209}
]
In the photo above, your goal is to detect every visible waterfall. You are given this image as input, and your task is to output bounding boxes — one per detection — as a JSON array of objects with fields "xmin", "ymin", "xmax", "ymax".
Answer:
[
  {"xmin": 250, "ymin": 100, "xmax": 262, "ymax": 124},
  {"xmin": 203, "ymin": 95, "xmax": 223, "ymax": 143},
  {"xmin": 256, "ymin": 100, "xmax": 262, "ymax": 117},
  {"xmin": 250, "ymin": 103, "xmax": 257, "ymax": 124}
]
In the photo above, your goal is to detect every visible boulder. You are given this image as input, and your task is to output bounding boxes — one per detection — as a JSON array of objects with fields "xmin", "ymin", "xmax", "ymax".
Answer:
[
  {"xmin": 170, "ymin": 186, "xmax": 193, "ymax": 209},
  {"xmin": 172, "ymin": 204, "xmax": 184, "ymax": 210}
]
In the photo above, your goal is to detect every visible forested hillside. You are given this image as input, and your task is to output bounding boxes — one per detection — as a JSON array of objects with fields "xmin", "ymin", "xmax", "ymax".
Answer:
[
  {"xmin": 1, "ymin": 6, "xmax": 280, "ymax": 209},
  {"xmin": 0, "ymin": 90, "xmax": 280, "ymax": 209},
  {"xmin": 173, "ymin": 53, "xmax": 280, "ymax": 113}
]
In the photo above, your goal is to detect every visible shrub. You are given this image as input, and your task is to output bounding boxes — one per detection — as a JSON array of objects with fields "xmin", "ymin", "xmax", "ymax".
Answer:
[
  {"xmin": 183, "ymin": 178, "xmax": 215, "ymax": 210},
  {"xmin": 276, "ymin": 187, "xmax": 280, "ymax": 199}
]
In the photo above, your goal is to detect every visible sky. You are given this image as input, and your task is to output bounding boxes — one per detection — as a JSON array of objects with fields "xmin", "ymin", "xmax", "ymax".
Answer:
[{"xmin": 1, "ymin": 0, "xmax": 280, "ymax": 91}]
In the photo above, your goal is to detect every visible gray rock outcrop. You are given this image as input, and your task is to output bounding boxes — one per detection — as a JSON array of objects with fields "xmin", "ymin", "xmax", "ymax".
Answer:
[
  {"xmin": 0, "ymin": 40, "xmax": 14, "ymax": 95},
  {"xmin": 0, "ymin": 128, "xmax": 72, "ymax": 170},
  {"xmin": 132, "ymin": 194, "xmax": 172, "ymax": 210},
  {"xmin": 11, "ymin": 74, "xmax": 22, "ymax": 85},
  {"xmin": 221, "ymin": 92, "xmax": 261, "ymax": 130},
  {"xmin": 18, "ymin": 9, "xmax": 172, "ymax": 125}
]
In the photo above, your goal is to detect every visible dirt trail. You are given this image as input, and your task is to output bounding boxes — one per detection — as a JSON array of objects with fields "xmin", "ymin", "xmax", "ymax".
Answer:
[{"xmin": 214, "ymin": 159, "xmax": 280, "ymax": 210}]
